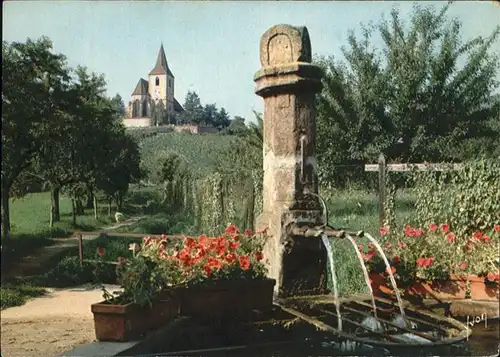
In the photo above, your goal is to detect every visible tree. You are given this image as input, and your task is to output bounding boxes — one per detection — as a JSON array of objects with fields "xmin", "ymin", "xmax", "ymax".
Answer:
[
  {"xmin": 316, "ymin": 3, "xmax": 500, "ymax": 184},
  {"xmin": 214, "ymin": 107, "xmax": 231, "ymax": 129},
  {"xmin": 2, "ymin": 37, "xmax": 70, "ymax": 243},
  {"xmin": 110, "ymin": 93, "xmax": 126, "ymax": 118},
  {"xmin": 201, "ymin": 103, "xmax": 218, "ymax": 126},
  {"xmin": 178, "ymin": 91, "xmax": 203, "ymax": 124},
  {"xmin": 151, "ymin": 100, "xmax": 166, "ymax": 126},
  {"xmin": 26, "ymin": 65, "xmax": 114, "ymax": 225},
  {"xmin": 221, "ymin": 116, "xmax": 248, "ymax": 136}
]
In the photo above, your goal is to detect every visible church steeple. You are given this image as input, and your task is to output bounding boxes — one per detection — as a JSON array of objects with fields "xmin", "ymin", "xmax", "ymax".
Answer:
[{"xmin": 149, "ymin": 43, "xmax": 174, "ymax": 77}]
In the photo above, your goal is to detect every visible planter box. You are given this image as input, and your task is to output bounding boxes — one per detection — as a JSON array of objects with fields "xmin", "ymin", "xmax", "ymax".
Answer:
[
  {"xmin": 176, "ymin": 278, "xmax": 276, "ymax": 316},
  {"xmin": 91, "ymin": 294, "xmax": 179, "ymax": 342},
  {"xmin": 369, "ymin": 273, "xmax": 499, "ymax": 301}
]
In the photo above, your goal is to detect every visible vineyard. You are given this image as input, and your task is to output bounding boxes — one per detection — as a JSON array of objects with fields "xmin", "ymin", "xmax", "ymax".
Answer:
[{"xmin": 138, "ymin": 132, "xmax": 237, "ymax": 179}]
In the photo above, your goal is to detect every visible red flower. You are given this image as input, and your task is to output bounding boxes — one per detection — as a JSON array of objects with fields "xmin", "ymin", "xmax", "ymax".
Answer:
[
  {"xmin": 207, "ymin": 257, "xmax": 222, "ymax": 270},
  {"xmin": 389, "ymin": 266, "xmax": 396, "ymax": 274},
  {"xmin": 96, "ymin": 247, "xmax": 105, "ymax": 257},
  {"xmin": 203, "ymin": 265, "xmax": 212, "ymax": 277},
  {"xmin": 441, "ymin": 224, "xmax": 449, "ymax": 233},
  {"xmin": 238, "ymin": 255, "xmax": 251, "ymax": 270},
  {"xmin": 198, "ymin": 234, "xmax": 210, "ymax": 248},
  {"xmin": 404, "ymin": 225, "xmax": 414, "ymax": 237},
  {"xmin": 185, "ymin": 237, "xmax": 197, "ymax": 249},
  {"xmin": 414, "ymin": 229, "xmax": 424, "ymax": 237},
  {"xmin": 446, "ymin": 232, "xmax": 456, "ymax": 243},
  {"xmin": 429, "ymin": 223, "xmax": 438, "ymax": 232},
  {"xmin": 393, "ymin": 256, "xmax": 401, "ymax": 263},
  {"xmin": 494, "ymin": 225, "xmax": 500, "ymax": 233},
  {"xmin": 363, "ymin": 249, "xmax": 376, "ymax": 261},
  {"xmin": 459, "ymin": 263, "xmax": 467, "ymax": 271},
  {"xmin": 486, "ymin": 272, "xmax": 498, "ymax": 282},
  {"xmin": 398, "ymin": 241, "xmax": 407, "ymax": 249},
  {"xmin": 379, "ymin": 227, "xmax": 389, "ymax": 237},
  {"xmin": 225, "ymin": 253, "xmax": 236, "ymax": 264},
  {"xmin": 244, "ymin": 228, "xmax": 253, "ymax": 237},
  {"xmin": 357, "ymin": 244, "xmax": 364, "ymax": 252},
  {"xmin": 473, "ymin": 232, "xmax": 483, "ymax": 240},
  {"xmin": 224, "ymin": 224, "xmax": 238, "ymax": 235},
  {"xmin": 416, "ymin": 257, "xmax": 434, "ymax": 268},
  {"xmin": 385, "ymin": 242, "xmax": 391, "ymax": 249},
  {"xmin": 255, "ymin": 251, "xmax": 264, "ymax": 261},
  {"xmin": 229, "ymin": 241, "xmax": 240, "ymax": 250}
]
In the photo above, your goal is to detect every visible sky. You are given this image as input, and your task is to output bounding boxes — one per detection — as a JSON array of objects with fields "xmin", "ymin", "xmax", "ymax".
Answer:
[{"xmin": 3, "ymin": 1, "xmax": 500, "ymax": 123}]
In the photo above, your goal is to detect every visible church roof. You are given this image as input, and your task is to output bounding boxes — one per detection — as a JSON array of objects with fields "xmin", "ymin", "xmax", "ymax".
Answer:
[
  {"xmin": 174, "ymin": 98, "xmax": 184, "ymax": 113},
  {"xmin": 149, "ymin": 44, "xmax": 175, "ymax": 78},
  {"xmin": 131, "ymin": 78, "xmax": 149, "ymax": 96}
]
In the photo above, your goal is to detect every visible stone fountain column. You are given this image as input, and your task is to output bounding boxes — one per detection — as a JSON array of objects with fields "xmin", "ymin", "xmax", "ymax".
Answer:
[{"xmin": 254, "ymin": 25, "xmax": 326, "ymax": 298}]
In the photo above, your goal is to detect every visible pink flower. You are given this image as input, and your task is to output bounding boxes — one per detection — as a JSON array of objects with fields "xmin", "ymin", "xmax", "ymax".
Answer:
[
  {"xmin": 429, "ymin": 223, "xmax": 438, "ymax": 232},
  {"xmin": 446, "ymin": 232, "xmax": 456, "ymax": 243},
  {"xmin": 494, "ymin": 224, "xmax": 500, "ymax": 233},
  {"xmin": 441, "ymin": 224, "xmax": 449, "ymax": 233},
  {"xmin": 459, "ymin": 263, "xmax": 467, "ymax": 271},
  {"xmin": 379, "ymin": 227, "xmax": 389, "ymax": 237}
]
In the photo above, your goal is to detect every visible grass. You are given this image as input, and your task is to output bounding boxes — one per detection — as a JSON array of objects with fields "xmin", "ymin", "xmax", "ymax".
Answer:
[
  {"xmin": 2, "ymin": 192, "xmax": 115, "ymax": 266},
  {"xmin": 0, "ymin": 283, "xmax": 47, "ymax": 310},
  {"xmin": 323, "ymin": 187, "xmax": 418, "ymax": 296}
]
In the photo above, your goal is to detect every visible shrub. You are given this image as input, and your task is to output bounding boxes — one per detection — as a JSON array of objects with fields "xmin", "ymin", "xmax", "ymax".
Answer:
[
  {"xmin": 0, "ymin": 284, "xmax": 47, "ymax": 309},
  {"xmin": 412, "ymin": 159, "xmax": 500, "ymax": 237}
]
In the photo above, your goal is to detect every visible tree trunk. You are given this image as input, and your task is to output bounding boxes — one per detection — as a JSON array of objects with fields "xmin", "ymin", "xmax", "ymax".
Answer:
[
  {"xmin": 71, "ymin": 198, "xmax": 77, "ymax": 226},
  {"xmin": 118, "ymin": 192, "xmax": 123, "ymax": 211},
  {"xmin": 86, "ymin": 193, "xmax": 93, "ymax": 209},
  {"xmin": 1, "ymin": 181, "xmax": 12, "ymax": 244},
  {"xmin": 115, "ymin": 192, "xmax": 123, "ymax": 211},
  {"xmin": 93, "ymin": 195, "xmax": 98, "ymax": 220},
  {"xmin": 76, "ymin": 199, "xmax": 85, "ymax": 215},
  {"xmin": 50, "ymin": 185, "xmax": 61, "ymax": 223}
]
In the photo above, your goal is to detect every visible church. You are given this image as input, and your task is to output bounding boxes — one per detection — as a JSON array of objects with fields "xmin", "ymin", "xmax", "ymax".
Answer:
[{"xmin": 124, "ymin": 44, "xmax": 184, "ymax": 128}]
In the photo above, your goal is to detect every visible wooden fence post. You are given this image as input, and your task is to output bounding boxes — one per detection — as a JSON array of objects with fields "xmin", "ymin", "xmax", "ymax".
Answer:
[
  {"xmin": 378, "ymin": 153, "xmax": 386, "ymax": 228},
  {"xmin": 78, "ymin": 233, "xmax": 83, "ymax": 267}
]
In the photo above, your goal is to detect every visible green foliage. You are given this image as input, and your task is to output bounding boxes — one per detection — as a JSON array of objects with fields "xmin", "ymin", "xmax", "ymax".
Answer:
[
  {"xmin": 139, "ymin": 132, "xmax": 236, "ymax": 179},
  {"xmin": 43, "ymin": 256, "xmax": 96, "ymax": 287},
  {"xmin": 413, "ymin": 160, "xmax": 500, "ymax": 237},
  {"xmin": 316, "ymin": 3, "xmax": 500, "ymax": 186},
  {"xmin": 0, "ymin": 283, "xmax": 47, "ymax": 309},
  {"xmin": 177, "ymin": 90, "xmax": 231, "ymax": 129}
]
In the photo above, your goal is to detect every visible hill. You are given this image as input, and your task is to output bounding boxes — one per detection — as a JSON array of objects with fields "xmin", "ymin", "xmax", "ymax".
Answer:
[{"xmin": 137, "ymin": 132, "xmax": 237, "ymax": 180}]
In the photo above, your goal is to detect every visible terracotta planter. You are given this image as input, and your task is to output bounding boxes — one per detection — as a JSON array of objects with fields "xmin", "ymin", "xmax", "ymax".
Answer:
[
  {"xmin": 91, "ymin": 293, "xmax": 179, "ymax": 342},
  {"xmin": 369, "ymin": 273, "xmax": 499, "ymax": 301},
  {"xmin": 177, "ymin": 278, "xmax": 276, "ymax": 316}
]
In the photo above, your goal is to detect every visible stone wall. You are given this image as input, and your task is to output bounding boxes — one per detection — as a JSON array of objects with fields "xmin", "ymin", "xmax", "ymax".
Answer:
[{"xmin": 123, "ymin": 118, "xmax": 154, "ymax": 128}]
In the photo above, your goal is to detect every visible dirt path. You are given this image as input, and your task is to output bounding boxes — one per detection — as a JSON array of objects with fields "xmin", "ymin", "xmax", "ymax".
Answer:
[{"xmin": 0, "ymin": 284, "xmax": 121, "ymax": 357}]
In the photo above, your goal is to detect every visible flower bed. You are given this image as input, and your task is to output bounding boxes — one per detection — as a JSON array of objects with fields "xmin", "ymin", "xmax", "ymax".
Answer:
[
  {"xmin": 92, "ymin": 225, "xmax": 274, "ymax": 341},
  {"xmin": 362, "ymin": 223, "xmax": 500, "ymax": 301}
]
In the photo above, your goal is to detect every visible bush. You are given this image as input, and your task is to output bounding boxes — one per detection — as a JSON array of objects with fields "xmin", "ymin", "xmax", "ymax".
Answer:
[
  {"xmin": 412, "ymin": 159, "xmax": 500, "ymax": 237},
  {"xmin": 44, "ymin": 256, "xmax": 95, "ymax": 287}
]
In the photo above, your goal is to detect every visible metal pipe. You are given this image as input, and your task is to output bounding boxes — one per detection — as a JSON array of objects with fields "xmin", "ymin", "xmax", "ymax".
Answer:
[{"xmin": 290, "ymin": 226, "xmax": 363, "ymax": 239}]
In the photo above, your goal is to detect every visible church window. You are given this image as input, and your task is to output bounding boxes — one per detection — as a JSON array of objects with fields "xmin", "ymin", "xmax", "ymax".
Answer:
[{"xmin": 155, "ymin": 77, "xmax": 160, "ymax": 86}]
